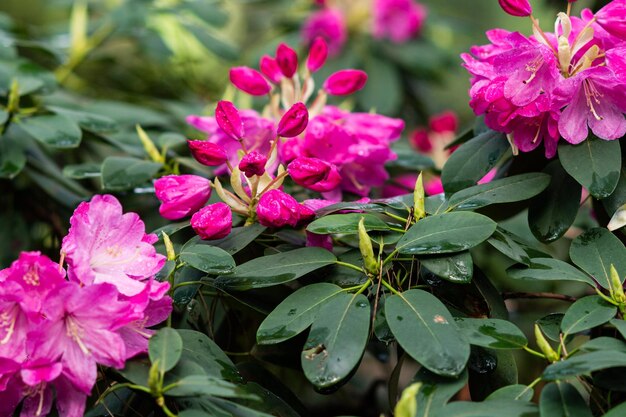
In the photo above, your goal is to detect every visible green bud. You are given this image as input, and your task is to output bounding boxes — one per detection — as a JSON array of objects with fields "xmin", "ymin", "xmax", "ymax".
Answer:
[
  {"xmin": 394, "ymin": 382, "xmax": 422, "ymax": 417},
  {"xmin": 7, "ymin": 79, "xmax": 19, "ymax": 113},
  {"xmin": 162, "ymin": 231, "xmax": 176, "ymax": 261},
  {"xmin": 610, "ymin": 264, "xmax": 626, "ymax": 304},
  {"xmin": 413, "ymin": 172, "xmax": 426, "ymax": 221},
  {"xmin": 534, "ymin": 324, "xmax": 559, "ymax": 363},
  {"xmin": 136, "ymin": 124, "xmax": 164, "ymax": 164},
  {"xmin": 148, "ymin": 359, "xmax": 162, "ymax": 396},
  {"xmin": 358, "ymin": 217, "xmax": 379, "ymax": 275}
]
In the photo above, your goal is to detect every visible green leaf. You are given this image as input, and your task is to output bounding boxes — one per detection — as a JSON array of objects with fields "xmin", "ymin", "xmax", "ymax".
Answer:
[
  {"xmin": 420, "ymin": 252, "xmax": 473, "ymax": 284},
  {"xmin": 49, "ymin": 106, "xmax": 117, "ymax": 132},
  {"xmin": 486, "ymin": 385, "xmax": 533, "ymax": 402},
  {"xmin": 558, "ymin": 136, "xmax": 621, "ymax": 199},
  {"xmin": 62, "ymin": 163, "xmax": 102, "ymax": 179},
  {"xmin": 18, "ymin": 114, "xmax": 81, "ymax": 148},
  {"xmin": 185, "ymin": 23, "xmax": 239, "ymax": 60},
  {"xmin": 570, "ymin": 228, "xmax": 626, "ymax": 289},
  {"xmin": 560, "ymin": 295, "xmax": 616, "ymax": 336},
  {"xmin": 528, "ymin": 161, "xmax": 581, "ymax": 243},
  {"xmin": 603, "ymin": 403, "xmax": 626, "ymax": 417},
  {"xmin": 215, "ymin": 247, "xmax": 336, "ymax": 291},
  {"xmin": 455, "ymin": 318, "xmax": 527, "ymax": 349},
  {"xmin": 178, "ymin": 410, "xmax": 213, "ymax": 417},
  {"xmin": 487, "ymin": 228, "xmax": 531, "ymax": 266},
  {"xmin": 180, "ymin": 244, "xmax": 235, "ymax": 274},
  {"xmin": 165, "ymin": 375, "xmax": 251, "ymax": 398},
  {"xmin": 507, "ymin": 258, "xmax": 595, "ymax": 287},
  {"xmin": 177, "ymin": 329, "xmax": 241, "ymax": 382},
  {"xmin": 543, "ymin": 351, "xmax": 626, "ymax": 380},
  {"xmin": 411, "ymin": 368, "xmax": 468, "ymax": 417},
  {"xmin": 539, "ymin": 382, "xmax": 592, "ymax": 417},
  {"xmin": 149, "ymin": 328, "xmax": 183, "ymax": 373},
  {"xmin": 207, "ymin": 224, "xmax": 266, "ymax": 254},
  {"xmin": 435, "ymin": 400, "xmax": 538, "ymax": 417},
  {"xmin": 441, "ymin": 129, "xmax": 509, "ymax": 195},
  {"xmin": 611, "ymin": 318, "xmax": 626, "ymax": 340},
  {"xmin": 257, "ymin": 283, "xmax": 343, "ymax": 345},
  {"xmin": 579, "ymin": 336, "xmax": 626, "ymax": 354},
  {"xmin": 536, "ymin": 314, "xmax": 565, "ymax": 342},
  {"xmin": 356, "ymin": 55, "xmax": 401, "ymax": 115},
  {"xmin": 447, "ymin": 173, "xmax": 550, "ymax": 211},
  {"xmin": 301, "ymin": 293, "xmax": 370, "ymax": 388},
  {"xmin": 397, "ymin": 212, "xmax": 496, "ymax": 255},
  {"xmin": 0, "ymin": 132, "xmax": 25, "ymax": 178},
  {"xmin": 101, "ymin": 156, "xmax": 162, "ymax": 191},
  {"xmin": 307, "ymin": 213, "xmax": 389, "ymax": 235},
  {"xmin": 118, "ymin": 359, "xmax": 151, "ymax": 386},
  {"xmin": 386, "ymin": 289, "xmax": 470, "ymax": 377}
]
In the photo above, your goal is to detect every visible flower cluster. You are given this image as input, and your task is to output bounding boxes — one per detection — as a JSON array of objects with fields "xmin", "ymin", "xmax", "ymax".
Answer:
[
  {"xmin": 0, "ymin": 195, "xmax": 171, "ymax": 416},
  {"xmin": 302, "ymin": 0, "xmax": 427, "ymax": 55},
  {"xmin": 156, "ymin": 39, "xmax": 403, "ymax": 239},
  {"xmin": 463, "ymin": 0, "xmax": 626, "ymax": 158}
]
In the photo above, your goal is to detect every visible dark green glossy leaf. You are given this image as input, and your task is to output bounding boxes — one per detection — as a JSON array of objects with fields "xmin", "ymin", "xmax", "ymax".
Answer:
[
  {"xmin": 536, "ymin": 314, "xmax": 565, "ymax": 342},
  {"xmin": 62, "ymin": 163, "xmax": 102, "ymax": 179},
  {"xmin": 441, "ymin": 129, "xmax": 509, "ymax": 195},
  {"xmin": 539, "ymin": 382, "xmax": 592, "ymax": 417},
  {"xmin": 101, "ymin": 156, "xmax": 162, "ymax": 191},
  {"xmin": 180, "ymin": 244, "xmax": 235, "ymax": 274},
  {"xmin": 420, "ymin": 252, "xmax": 473, "ymax": 283},
  {"xmin": 486, "ymin": 385, "xmax": 533, "ymax": 402},
  {"xmin": 18, "ymin": 114, "xmax": 81, "ymax": 148},
  {"xmin": 559, "ymin": 136, "xmax": 621, "ymax": 198},
  {"xmin": 507, "ymin": 258, "xmax": 595, "ymax": 287},
  {"xmin": 49, "ymin": 106, "xmax": 117, "ymax": 132},
  {"xmin": 165, "ymin": 375, "xmax": 251, "ymax": 398},
  {"xmin": 447, "ymin": 173, "xmax": 550, "ymax": 211},
  {"xmin": 603, "ymin": 166, "xmax": 626, "ymax": 219},
  {"xmin": 570, "ymin": 228, "xmax": 626, "ymax": 289},
  {"xmin": 397, "ymin": 212, "xmax": 496, "ymax": 255},
  {"xmin": 411, "ymin": 368, "xmax": 468, "ymax": 417},
  {"xmin": 118, "ymin": 358, "xmax": 150, "ymax": 386},
  {"xmin": 455, "ymin": 318, "xmax": 527, "ymax": 349},
  {"xmin": 487, "ymin": 228, "xmax": 531, "ymax": 266},
  {"xmin": 173, "ymin": 266, "xmax": 204, "ymax": 305},
  {"xmin": 149, "ymin": 328, "xmax": 183, "ymax": 373},
  {"xmin": 528, "ymin": 161, "xmax": 581, "ymax": 243},
  {"xmin": 561, "ymin": 295, "xmax": 616, "ymax": 336},
  {"xmin": 215, "ymin": 247, "xmax": 336, "ymax": 290},
  {"xmin": 0, "ymin": 133, "xmax": 25, "ymax": 179},
  {"xmin": 611, "ymin": 318, "xmax": 626, "ymax": 340},
  {"xmin": 257, "ymin": 283, "xmax": 343, "ymax": 345},
  {"xmin": 386, "ymin": 289, "xmax": 470, "ymax": 377},
  {"xmin": 543, "ymin": 351, "xmax": 626, "ymax": 380},
  {"xmin": 580, "ymin": 336, "xmax": 626, "ymax": 354},
  {"xmin": 207, "ymin": 224, "xmax": 266, "ymax": 254},
  {"xmin": 301, "ymin": 293, "xmax": 370, "ymax": 388},
  {"xmin": 307, "ymin": 213, "xmax": 389, "ymax": 234},
  {"xmin": 435, "ymin": 400, "xmax": 538, "ymax": 417},
  {"xmin": 177, "ymin": 329, "xmax": 241, "ymax": 382},
  {"xmin": 603, "ymin": 403, "xmax": 626, "ymax": 417}
]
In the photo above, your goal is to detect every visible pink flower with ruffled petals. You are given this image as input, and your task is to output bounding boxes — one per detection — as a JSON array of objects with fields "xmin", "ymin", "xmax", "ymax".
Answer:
[
  {"xmin": 62, "ymin": 195, "xmax": 166, "ymax": 297},
  {"xmin": 302, "ymin": 8, "xmax": 347, "ymax": 56},
  {"xmin": 257, "ymin": 190, "xmax": 302, "ymax": 228},
  {"xmin": 373, "ymin": 0, "xmax": 427, "ymax": 43}
]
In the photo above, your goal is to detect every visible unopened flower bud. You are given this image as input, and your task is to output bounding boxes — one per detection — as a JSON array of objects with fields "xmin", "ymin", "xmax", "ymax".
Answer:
[
  {"xmin": 277, "ymin": 102, "xmax": 309, "ymax": 137},
  {"xmin": 215, "ymin": 100, "xmax": 244, "ymax": 140},
  {"xmin": 413, "ymin": 173, "xmax": 426, "ymax": 221},
  {"xmin": 191, "ymin": 202, "xmax": 233, "ymax": 240},
  {"xmin": 534, "ymin": 324, "xmax": 559, "ymax": 363},
  {"xmin": 260, "ymin": 55, "xmax": 283, "ymax": 84},
  {"xmin": 154, "ymin": 175, "xmax": 211, "ymax": 220},
  {"xmin": 429, "ymin": 111, "xmax": 458, "ymax": 133},
  {"xmin": 256, "ymin": 189, "xmax": 301, "ymax": 228},
  {"xmin": 287, "ymin": 157, "xmax": 341, "ymax": 192},
  {"xmin": 276, "ymin": 43, "xmax": 298, "ymax": 78},
  {"xmin": 187, "ymin": 140, "xmax": 228, "ymax": 166},
  {"xmin": 162, "ymin": 231, "xmax": 176, "ymax": 261},
  {"xmin": 306, "ymin": 37, "xmax": 328, "ymax": 72},
  {"xmin": 229, "ymin": 66, "xmax": 272, "ymax": 96},
  {"xmin": 610, "ymin": 264, "xmax": 626, "ymax": 304},
  {"xmin": 497, "ymin": 0, "xmax": 532, "ymax": 17},
  {"xmin": 358, "ymin": 217, "xmax": 379, "ymax": 275},
  {"xmin": 323, "ymin": 69, "xmax": 368, "ymax": 95},
  {"xmin": 239, "ymin": 151, "xmax": 267, "ymax": 178}
]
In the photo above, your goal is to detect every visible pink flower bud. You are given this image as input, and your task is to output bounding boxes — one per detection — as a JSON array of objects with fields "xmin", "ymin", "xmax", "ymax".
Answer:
[
  {"xmin": 154, "ymin": 175, "xmax": 211, "ymax": 220},
  {"xmin": 596, "ymin": 1, "xmax": 626, "ymax": 39},
  {"xmin": 239, "ymin": 151, "xmax": 267, "ymax": 178},
  {"xmin": 260, "ymin": 55, "xmax": 283, "ymax": 84},
  {"xmin": 497, "ymin": 0, "xmax": 532, "ymax": 17},
  {"xmin": 187, "ymin": 140, "xmax": 228, "ymax": 166},
  {"xmin": 410, "ymin": 129, "xmax": 432, "ymax": 153},
  {"xmin": 215, "ymin": 100, "xmax": 245, "ymax": 140},
  {"xmin": 256, "ymin": 189, "xmax": 301, "ymax": 227},
  {"xmin": 306, "ymin": 37, "xmax": 328, "ymax": 72},
  {"xmin": 229, "ymin": 66, "xmax": 272, "ymax": 96},
  {"xmin": 429, "ymin": 111, "xmax": 458, "ymax": 133},
  {"xmin": 191, "ymin": 202, "xmax": 232, "ymax": 240},
  {"xmin": 277, "ymin": 103, "xmax": 309, "ymax": 137},
  {"xmin": 276, "ymin": 43, "xmax": 298, "ymax": 78},
  {"xmin": 323, "ymin": 69, "xmax": 368, "ymax": 95},
  {"xmin": 297, "ymin": 204, "xmax": 316, "ymax": 226},
  {"xmin": 287, "ymin": 157, "xmax": 341, "ymax": 192}
]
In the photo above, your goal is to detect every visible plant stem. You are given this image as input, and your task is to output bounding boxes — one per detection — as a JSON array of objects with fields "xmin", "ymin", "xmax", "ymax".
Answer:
[
  {"xmin": 380, "ymin": 279, "xmax": 401, "ymax": 296},
  {"xmin": 335, "ymin": 260, "xmax": 364, "ymax": 273}
]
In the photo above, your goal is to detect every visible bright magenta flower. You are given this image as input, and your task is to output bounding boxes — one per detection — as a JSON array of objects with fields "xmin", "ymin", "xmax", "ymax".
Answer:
[
  {"xmin": 260, "ymin": 55, "xmax": 283, "ymax": 84},
  {"xmin": 323, "ymin": 69, "xmax": 368, "ymax": 95},
  {"xmin": 239, "ymin": 151, "xmax": 267, "ymax": 177},
  {"xmin": 191, "ymin": 202, "xmax": 233, "ymax": 240},
  {"xmin": 187, "ymin": 140, "xmax": 228, "ymax": 166},
  {"xmin": 306, "ymin": 37, "xmax": 328, "ymax": 72},
  {"xmin": 215, "ymin": 100, "xmax": 245, "ymax": 140},
  {"xmin": 229, "ymin": 67, "xmax": 272, "ymax": 96},
  {"xmin": 256, "ymin": 189, "xmax": 302, "ymax": 228},
  {"xmin": 497, "ymin": 0, "xmax": 532, "ymax": 17},
  {"xmin": 596, "ymin": 0, "xmax": 626, "ymax": 38},
  {"xmin": 277, "ymin": 102, "xmax": 309, "ymax": 137},
  {"xmin": 62, "ymin": 195, "xmax": 166, "ymax": 296},
  {"xmin": 373, "ymin": 0, "xmax": 427, "ymax": 43},
  {"xmin": 276, "ymin": 43, "xmax": 298, "ymax": 78},
  {"xmin": 288, "ymin": 157, "xmax": 341, "ymax": 192},
  {"xmin": 154, "ymin": 174, "xmax": 211, "ymax": 220},
  {"xmin": 302, "ymin": 8, "xmax": 347, "ymax": 56}
]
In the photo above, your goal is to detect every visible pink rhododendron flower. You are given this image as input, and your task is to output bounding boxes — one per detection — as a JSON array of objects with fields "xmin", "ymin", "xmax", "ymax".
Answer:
[
  {"xmin": 595, "ymin": 0, "xmax": 626, "ymax": 39},
  {"xmin": 276, "ymin": 43, "xmax": 299, "ymax": 78},
  {"xmin": 278, "ymin": 102, "xmax": 309, "ymax": 137},
  {"xmin": 324, "ymin": 69, "xmax": 368, "ymax": 95},
  {"xmin": 373, "ymin": 0, "xmax": 427, "ymax": 43},
  {"xmin": 154, "ymin": 174, "xmax": 211, "ymax": 220},
  {"xmin": 497, "ymin": 0, "xmax": 532, "ymax": 17},
  {"xmin": 306, "ymin": 37, "xmax": 328, "ymax": 72},
  {"xmin": 62, "ymin": 194, "xmax": 166, "ymax": 296},
  {"xmin": 239, "ymin": 151, "xmax": 268, "ymax": 178},
  {"xmin": 257, "ymin": 189, "xmax": 302, "ymax": 228},
  {"xmin": 215, "ymin": 100, "xmax": 245, "ymax": 141},
  {"xmin": 187, "ymin": 140, "xmax": 228, "ymax": 166},
  {"xmin": 229, "ymin": 67, "xmax": 272, "ymax": 96},
  {"xmin": 302, "ymin": 8, "xmax": 347, "ymax": 56},
  {"xmin": 260, "ymin": 55, "xmax": 283, "ymax": 84},
  {"xmin": 191, "ymin": 202, "xmax": 233, "ymax": 240},
  {"xmin": 288, "ymin": 157, "xmax": 342, "ymax": 192}
]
